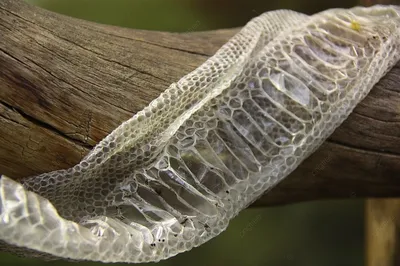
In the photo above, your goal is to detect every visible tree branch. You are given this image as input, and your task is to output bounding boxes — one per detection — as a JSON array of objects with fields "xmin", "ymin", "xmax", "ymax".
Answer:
[{"xmin": 1, "ymin": 0, "xmax": 399, "ymax": 207}]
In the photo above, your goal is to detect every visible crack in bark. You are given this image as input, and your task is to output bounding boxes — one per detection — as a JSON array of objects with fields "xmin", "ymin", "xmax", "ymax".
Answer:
[
  {"xmin": 327, "ymin": 138, "xmax": 400, "ymax": 157},
  {"xmin": 0, "ymin": 103, "xmax": 29, "ymax": 129},
  {"xmin": 353, "ymin": 110, "xmax": 400, "ymax": 124},
  {"xmin": 0, "ymin": 99, "xmax": 92, "ymax": 150},
  {"xmin": 84, "ymin": 25, "xmax": 212, "ymax": 57}
]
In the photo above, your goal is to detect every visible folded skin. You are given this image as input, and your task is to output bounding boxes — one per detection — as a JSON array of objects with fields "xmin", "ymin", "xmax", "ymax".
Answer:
[{"xmin": 1, "ymin": 5, "xmax": 400, "ymax": 263}]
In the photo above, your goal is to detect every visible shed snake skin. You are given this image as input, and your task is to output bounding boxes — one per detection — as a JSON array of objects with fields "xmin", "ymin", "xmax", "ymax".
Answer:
[{"xmin": 1, "ymin": 5, "xmax": 400, "ymax": 263}]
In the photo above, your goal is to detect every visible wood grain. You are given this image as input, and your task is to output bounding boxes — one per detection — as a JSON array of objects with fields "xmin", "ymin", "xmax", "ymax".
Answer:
[{"xmin": 0, "ymin": 0, "xmax": 399, "ymax": 207}]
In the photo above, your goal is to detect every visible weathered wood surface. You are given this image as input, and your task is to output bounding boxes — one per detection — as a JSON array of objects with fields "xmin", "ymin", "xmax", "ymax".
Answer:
[{"xmin": 0, "ymin": 0, "xmax": 400, "ymax": 207}]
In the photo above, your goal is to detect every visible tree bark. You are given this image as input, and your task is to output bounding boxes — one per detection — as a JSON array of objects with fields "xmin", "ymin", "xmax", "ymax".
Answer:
[{"xmin": 0, "ymin": 0, "xmax": 400, "ymax": 207}]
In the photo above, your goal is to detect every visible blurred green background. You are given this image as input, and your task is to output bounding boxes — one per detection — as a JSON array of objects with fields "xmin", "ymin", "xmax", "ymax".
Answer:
[{"xmin": 3, "ymin": 1, "xmax": 365, "ymax": 266}]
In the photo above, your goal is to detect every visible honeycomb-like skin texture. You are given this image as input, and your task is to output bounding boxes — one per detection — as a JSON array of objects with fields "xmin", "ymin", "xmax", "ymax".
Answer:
[{"xmin": 1, "ymin": 5, "xmax": 400, "ymax": 263}]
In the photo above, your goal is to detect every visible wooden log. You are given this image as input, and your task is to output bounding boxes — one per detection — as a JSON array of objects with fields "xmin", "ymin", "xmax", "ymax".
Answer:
[{"xmin": 0, "ymin": 0, "xmax": 400, "ymax": 207}]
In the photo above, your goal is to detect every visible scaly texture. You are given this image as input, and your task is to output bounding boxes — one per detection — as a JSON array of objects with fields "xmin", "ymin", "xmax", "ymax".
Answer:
[{"xmin": 1, "ymin": 5, "xmax": 400, "ymax": 263}]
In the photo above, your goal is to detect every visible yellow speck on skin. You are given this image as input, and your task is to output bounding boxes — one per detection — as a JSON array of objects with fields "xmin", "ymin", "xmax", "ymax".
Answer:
[{"xmin": 350, "ymin": 20, "xmax": 361, "ymax": 31}]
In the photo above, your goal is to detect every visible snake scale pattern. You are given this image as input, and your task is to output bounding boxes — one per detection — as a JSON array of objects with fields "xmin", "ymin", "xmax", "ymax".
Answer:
[{"xmin": 1, "ymin": 5, "xmax": 400, "ymax": 263}]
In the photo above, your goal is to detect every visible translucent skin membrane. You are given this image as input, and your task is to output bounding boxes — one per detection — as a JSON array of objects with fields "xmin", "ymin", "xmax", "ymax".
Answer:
[{"xmin": 1, "ymin": 5, "xmax": 400, "ymax": 263}]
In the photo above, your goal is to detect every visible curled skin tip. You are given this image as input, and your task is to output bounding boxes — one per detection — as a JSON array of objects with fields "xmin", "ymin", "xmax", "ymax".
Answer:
[{"xmin": 1, "ymin": 5, "xmax": 400, "ymax": 263}]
